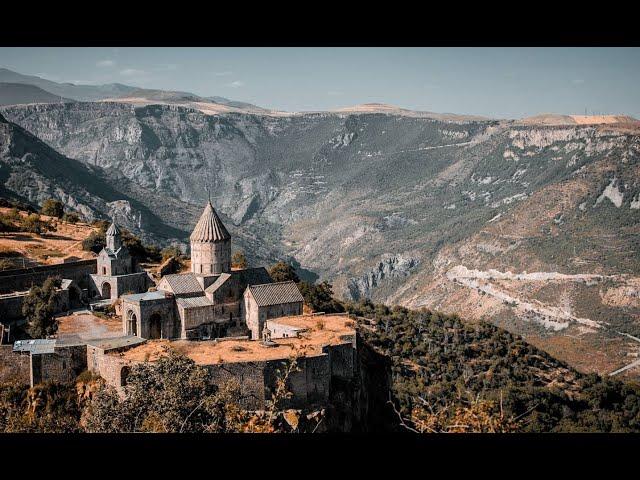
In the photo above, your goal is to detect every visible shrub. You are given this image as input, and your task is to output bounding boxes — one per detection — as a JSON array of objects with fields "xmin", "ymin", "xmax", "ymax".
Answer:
[
  {"xmin": 268, "ymin": 262, "xmax": 300, "ymax": 283},
  {"xmin": 40, "ymin": 199, "xmax": 64, "ymax": 218},
  {"xmin": 20, "ymin": 214, "xmax": 54, "ymax": 235},
  {"xmin": 62, "ymin": 212, "xmax": 80, "ymax": 224},
  {"xmin": 232, "ymin": 251, "xmax": 247, "ymax": 269},
  {"xmin": 22, "ymin": 276, "xmax": 62, "ymax": 338}
]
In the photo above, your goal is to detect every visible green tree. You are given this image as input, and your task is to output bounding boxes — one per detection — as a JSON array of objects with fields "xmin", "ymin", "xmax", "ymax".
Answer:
[
  {"xmin": 22, "ymin": 277, "xmax": 62, "ymax": 338},
  {"xmin": 21, "ymin": 214, "xmax": 54, "ymax": 235},
  {"xmin": 61, "ymin": 212, "xmax": 80, "ymax": 224},
  {"xmin": 269, "ymin": 262, "xmax": 300, "ymax": 283},
  {"xmin": 40, "ymin": 199, "xmax": 64, "ymax": 218},
  {"xmin": 161, "ymin": 245, "xmax": 182, "ymax": 262},
  {"xmin": 232, "ymin": 251, "xmax": 247, "ymax": 269},
  {"xmin": 298, "ymin": 281, "xmax": 344, "ymax": 313},
  {"xmin": 81, "ymin": 230, "xmax": 106, "ymax": 253},
  {"xmin": 84, "ymin": 350, "xmax": 238, "ymax": 433}
]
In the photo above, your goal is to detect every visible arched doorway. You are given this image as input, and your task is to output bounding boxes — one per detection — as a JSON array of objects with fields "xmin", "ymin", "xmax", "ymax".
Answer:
[
  {"xmin": 69, "ymin": 284, "xmax": 82, "ymax": 308},
  {"xmin": 101, "ymin": 282, "xmax": 112, "ymax": 299},
  {"xmin": 127, "ymin": 310, "xmax": 138, "ymax": 336},
  {"xmin": 149, "ymin": 313, "xmax": 162, "ymax": 339}
]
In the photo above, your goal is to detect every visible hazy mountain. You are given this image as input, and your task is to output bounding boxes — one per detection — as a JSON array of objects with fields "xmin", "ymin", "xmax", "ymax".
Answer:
[
  {"xmin": 0, "ymin": 68, "xmax": 268, "ymax": 112},
  {"xmin": 2, "ymin": 101, "xmax": 640, "ymax": 380},
  {"xmin": 0, "ymin": 68, "xmax": 136, "ymax": 101},
  {"xmin": 0, "ymin": 83, "xmax": 76, "ymax": 106},
  {"xmin": 102, "ymin": 88, "xmax": 275, "ymax": 115}
]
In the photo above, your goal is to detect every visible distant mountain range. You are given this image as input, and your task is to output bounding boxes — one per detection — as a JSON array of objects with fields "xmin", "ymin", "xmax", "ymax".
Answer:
[
  {"xmin": 0, "ymin": 83, "xmax": 75, "ymax": 106},
  {"xmin": 1, "ymin": 67, "xmax": 640, "ymax": 381},
  {"xmin": 0, "ymin": 68, "xmax": 271, "ymax": 114}
]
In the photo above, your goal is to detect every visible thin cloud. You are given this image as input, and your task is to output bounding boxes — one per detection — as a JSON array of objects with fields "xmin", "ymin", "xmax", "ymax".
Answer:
[
  {"xmin": 572, "ymin": 79, "xmax": 585, "ymax": 85},
  {"xmin": 155, "ymin": 63, "xmax": 178, "ymax": 71},
  {"xmin": 226, "ymin": 80, "xmax": 245, "ymax": 88},
  {"xmin": 215, "ymin": 71, "xmax": 233, "ymax": 76},
  {"xmin": 327, "ymin": 91, "xmax": 343, "ymax": 96},
  {"xmin": 97, "ymin": 59, "xmax": 116, "ymax": 68},
  {"xmin": 120, "ymin": 68, "xmax": 148, "ymax": 77}
]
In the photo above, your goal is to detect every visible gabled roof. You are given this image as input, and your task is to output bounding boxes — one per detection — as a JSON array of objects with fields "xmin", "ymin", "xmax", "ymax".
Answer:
[
  {"xmin": 100, "ymin": 246, "xmax": 129, "ymax": 259},
  {"xmin": 205, "ymin": 272, "xmax": 231, "ymax": 294},
  {"xmin": 190, "ymin": 201, "xmax": 231, "ymax": 243},
  {"xmin": 158, "ymin": 273, "xmax": 204, "ymax": 296},
  {"xmin": 122, "ymin": 291, "xmax": 168, "ymax": 303},
  {"xmin": 176, "ymin": 296, "xmax": 214, "ymax": 309},
  {"xmin": 246, "ymin": 281, "xmax": 304, "ymax": 307}
]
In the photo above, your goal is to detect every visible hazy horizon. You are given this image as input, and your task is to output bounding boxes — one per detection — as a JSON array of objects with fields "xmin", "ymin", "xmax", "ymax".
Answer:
[{"xmin": 1, "ymin": 47, "xmax": 639, "ymax": 118}]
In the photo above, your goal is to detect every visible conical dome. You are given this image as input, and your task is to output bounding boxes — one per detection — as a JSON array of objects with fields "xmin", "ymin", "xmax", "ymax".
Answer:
[
  {"xmin": 190, "ymin": 201, "xmax": 231, "ymax": 243},
  {"xmin": 106, "ymin": 222, "xmax": 121, "ymax": 236}
]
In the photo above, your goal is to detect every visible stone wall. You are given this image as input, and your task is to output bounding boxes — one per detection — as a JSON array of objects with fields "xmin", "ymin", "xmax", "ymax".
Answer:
[
  {"xmin": 265, "ymin": 320, "xmax": 304, "ymax": 339},
  {"xmin": 30, "ymin": 344, "xmax": 87, "ymax": 386},
  {"xmin": 205, "ymin": 361, "xmax": 268, "ymax": 409},
  {"xmin": 243, "ymin": 291, "xmax": 303, "ymax": 340},
  {"xmin": 87, "ymin": 345, "xmax": 129, "ymax": 390},
  {"xmin": 0, "ymin": 286, "xmax": 71, "ymax": 322},
  {"xmin": 89, "ymin": 272, "xmax": 152, "ymax": 300},
  {"xmin": 0, "ymin": 259, "xmax": 96, "ymax": 294},
  {"xmin": 0, "ymin": 346, "xmax": 30, "ymax": 385}
]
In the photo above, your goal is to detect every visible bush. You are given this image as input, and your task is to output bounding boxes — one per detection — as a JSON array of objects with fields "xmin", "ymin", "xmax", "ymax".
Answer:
[
  {"xmin": 62, "ymin": 212, "xmax": 80, "ymax": 224},
  {"xmin": 232, "ymin": 251, "xmax": 247, "ymax": 269},
  {"xmin": 40, "ymin": 199, "xmax": 64, "ymax": 218},
  {"xmin": 298, "ymin": 281, "xmax": 344, "ymax": 314},
  {"xmin": 161, "ymin": 245, "xmax": 182, "ymax": 262},
  {"xmin": 269, "ymin": 262, "xmax": 300, "ymax": 283},
  {"xmin": 22, "ymin": 276, "xmax": 62, "ymax": 338},
  {"xmin": 21, "ymin": 214, "xmax": 54, "ymax": 235},
  {"xmin": 82, "ymin": 231, "xmax": 105, "ymax": 254}
]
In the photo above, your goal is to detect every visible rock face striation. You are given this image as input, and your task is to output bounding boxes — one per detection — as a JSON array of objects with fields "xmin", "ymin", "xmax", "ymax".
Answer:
[{"xmin": 2, "ymin": 101, "xmax": 640, "ymax": 377}]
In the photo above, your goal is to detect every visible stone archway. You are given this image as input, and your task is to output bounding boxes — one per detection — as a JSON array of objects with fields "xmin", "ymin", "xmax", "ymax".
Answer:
[
  {"xmin": 69, "ymin": 284, "xmax": 83, "ymax": 308},
  {"xmin": 127, "ymin": 310, "xmax": 138, "ymax": 336},
  {"xmin": 149, "ymin": 313, "xmax": 162, "ymax": 339},
  {"xmin": 101, "ymin": 282, "xmax": 112, "ymax": 299}
]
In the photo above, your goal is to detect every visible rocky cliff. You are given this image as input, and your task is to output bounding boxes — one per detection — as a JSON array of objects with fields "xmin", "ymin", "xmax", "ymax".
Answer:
[{"xmin": 2, "ymin": 102, "xmax": 640, "ymax": 378}]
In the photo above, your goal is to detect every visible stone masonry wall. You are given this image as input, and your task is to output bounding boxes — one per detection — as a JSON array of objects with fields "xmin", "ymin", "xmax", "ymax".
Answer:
[
  {"xmin": 0, "ymin": 259, "xmax": 96, "ymax": 294},
  {"xmin": 0, "ymin": 346, "xmax": 30, "ymax": 385},
  {"xmin": 30, "ymin": 344, "xmax": 87, "ymax": 386}
]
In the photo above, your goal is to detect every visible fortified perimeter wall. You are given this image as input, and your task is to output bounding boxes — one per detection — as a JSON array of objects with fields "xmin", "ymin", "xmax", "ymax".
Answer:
[{"xmin": 0, "ymin": 259, "xmax": 96, "ymax": 294}]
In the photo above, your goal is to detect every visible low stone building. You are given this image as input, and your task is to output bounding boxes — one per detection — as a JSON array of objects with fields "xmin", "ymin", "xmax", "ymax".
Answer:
[
  {"xmin": 89, "ymin": 222, "xmax": 152, "ymax": 301},
  {"xmin": 243, "ymin": 281, "xmax": 304, "ymax": 340}
]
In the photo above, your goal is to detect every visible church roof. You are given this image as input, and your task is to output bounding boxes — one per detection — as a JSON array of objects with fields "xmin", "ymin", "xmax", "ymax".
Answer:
[
  {"xmin": 106, "ymin": 222, "xmax": 121, "ymax": 236},
  {"xmin": 158, "ymin": 273, "xmax": 204, "ymax": 296},
  {"xmin": 176, "ymin": 296, "xmax": 214, "ymax": 309},
  {"xmin": 246, "ymin": 281, "xmax": 304, "ymax": 307},
  {"xmin": 190, "ymin": 201, "xmax": 231, "ymax": 243},
  {"xmin": 204, "ymin": 272, "xmax": 231, "ymax": 294}
]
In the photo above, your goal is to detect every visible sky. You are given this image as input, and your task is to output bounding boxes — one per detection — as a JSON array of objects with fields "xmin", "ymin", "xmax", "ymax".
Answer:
[{"xmin": 1, "ymin": 47, "xmax": 639, "ymax": 118}]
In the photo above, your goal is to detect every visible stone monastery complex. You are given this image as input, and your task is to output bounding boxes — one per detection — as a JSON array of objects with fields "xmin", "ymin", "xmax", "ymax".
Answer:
[{"xmin": 0, "ymin": 202, "xmax": 366, "ymax": 416}]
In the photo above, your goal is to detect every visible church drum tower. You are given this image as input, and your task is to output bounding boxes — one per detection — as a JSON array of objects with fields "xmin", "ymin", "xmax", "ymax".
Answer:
[{"xmin": 190, "ymin": 201, "xmax": 231, "ymax": 276}]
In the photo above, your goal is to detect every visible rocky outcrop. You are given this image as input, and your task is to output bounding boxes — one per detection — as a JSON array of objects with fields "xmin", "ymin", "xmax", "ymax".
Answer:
[{"xmin": 347, "ymin": 254, "xmax": 420, "ymax": 300}]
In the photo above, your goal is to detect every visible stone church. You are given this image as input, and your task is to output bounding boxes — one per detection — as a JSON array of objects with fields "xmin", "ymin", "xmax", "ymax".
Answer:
[
  {"xmin": 89, "ymin": 222, "xmax": 153, "ymax": 300},
  {"xmin": 120, "ymin": 201, "xmax": 303, "ymax": 341}
]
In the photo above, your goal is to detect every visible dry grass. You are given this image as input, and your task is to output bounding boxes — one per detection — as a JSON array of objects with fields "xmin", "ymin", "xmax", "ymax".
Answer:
[
  {"xmin": 116, "ymin": 314, "xmax": 355, "ymax": 365},
  {"xmin": 0, "ymin": 207, "xmax": 96, "ymax": 265}
]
